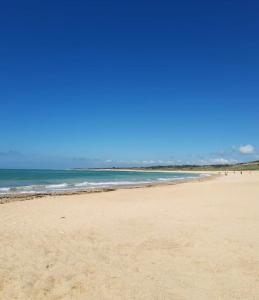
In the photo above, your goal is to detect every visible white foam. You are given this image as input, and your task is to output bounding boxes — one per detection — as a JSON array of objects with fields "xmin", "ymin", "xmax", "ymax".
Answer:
[
  {"xmin": 74, "ymin": 180, "xmax": 152, "ymax": 187},
  {"xmin": 74, "ymin": 181, "xmax": 90, "ymax": 187},
  {"xmin": 158, "ymin": 178, "xmax": 172, "ymax": 181},
  {"xmin": 47, "ymin": 183, "xmax": 68, "ymax": 189},
  {"xmin": 18, "ymin": 190, "xmax": 40, "ymax": 194},
  {"xmin": 0, "ymin": 187, "xmax": 11, "ymax": 194},
  {"xmin": 19, "ymin": 185, "xmax": 34, "ymax": 190},
  {"xmin": 0, "ymin": 187, "xmax": 10, "ymax": 192}
]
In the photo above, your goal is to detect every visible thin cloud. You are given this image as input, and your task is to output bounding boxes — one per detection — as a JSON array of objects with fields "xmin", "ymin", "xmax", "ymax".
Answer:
[{"xmin": 238, "ymin": 144, "xmax": 255, "ymax": 154}]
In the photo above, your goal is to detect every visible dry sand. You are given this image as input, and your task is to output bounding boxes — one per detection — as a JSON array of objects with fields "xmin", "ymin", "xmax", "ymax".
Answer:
[{"xmin": 0, "ymin": 172, "xmax": 259, "ymax": 299}]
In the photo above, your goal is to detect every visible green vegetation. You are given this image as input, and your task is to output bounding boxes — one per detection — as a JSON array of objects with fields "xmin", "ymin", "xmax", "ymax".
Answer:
[{"xmin": 139, "ymin": 160, "xmax": 259, "ymax": 171}]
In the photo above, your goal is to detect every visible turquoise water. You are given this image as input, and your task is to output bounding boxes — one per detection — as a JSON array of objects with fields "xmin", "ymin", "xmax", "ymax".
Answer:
[{"xmin": 0, "ymin": 169, "xmax": 203, "ymax": 195}]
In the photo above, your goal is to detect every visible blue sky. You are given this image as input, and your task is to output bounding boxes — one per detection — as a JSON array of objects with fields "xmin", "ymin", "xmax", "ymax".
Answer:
[{"xmin": 0, "ymin": 0, "xmax": 258, "ymax": 168}]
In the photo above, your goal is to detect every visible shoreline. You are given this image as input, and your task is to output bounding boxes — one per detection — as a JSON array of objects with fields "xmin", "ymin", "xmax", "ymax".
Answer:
[
  {"xmin": 74, "ymin": 168, "xmax": 218, "ymax": 173},
  {"xmin": 0, "ymin": 172, "xmax": 217, "ymax": 205}
]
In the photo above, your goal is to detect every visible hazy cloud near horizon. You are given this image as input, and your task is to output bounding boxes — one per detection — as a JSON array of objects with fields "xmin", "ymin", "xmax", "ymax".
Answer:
[{"xmin": 0, "ymin": 144, "xmax": 258, "ymax": 168}]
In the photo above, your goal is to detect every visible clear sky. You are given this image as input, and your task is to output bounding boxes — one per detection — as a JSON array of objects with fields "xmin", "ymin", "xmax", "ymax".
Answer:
[{"xmin": 0, "ymin": 0, "xmax": 258, "ymax": 168}]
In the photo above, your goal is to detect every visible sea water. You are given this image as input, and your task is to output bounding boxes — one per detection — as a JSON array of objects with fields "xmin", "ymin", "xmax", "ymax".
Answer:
[{"xmin": 0, "ymin": 169, "xmax": 204, "ymax": 195}]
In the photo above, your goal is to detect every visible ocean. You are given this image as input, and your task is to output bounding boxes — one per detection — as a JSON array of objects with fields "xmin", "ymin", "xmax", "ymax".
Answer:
[{"xmin": 0, "ymin": 169, "xmax": 204, "ymax": 196}]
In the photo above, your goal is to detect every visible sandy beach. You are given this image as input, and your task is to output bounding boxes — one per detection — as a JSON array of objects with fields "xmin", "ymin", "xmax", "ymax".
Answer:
[{"xmin": 0, "ymin": 172, "xmax": 259, "ymax": 299}]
